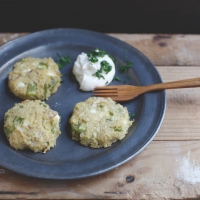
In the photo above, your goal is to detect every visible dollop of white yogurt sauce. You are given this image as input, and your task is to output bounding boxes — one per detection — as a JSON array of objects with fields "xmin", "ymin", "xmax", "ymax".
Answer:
[{"xmin": 73, "ymin": 50, "xmax": 115, "ymax": 91}]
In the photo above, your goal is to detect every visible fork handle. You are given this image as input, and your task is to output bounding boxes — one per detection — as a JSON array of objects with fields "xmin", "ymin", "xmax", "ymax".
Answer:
[{"xmin": 143, "ymin": 77, "xmax": 200, "ymax": 92}]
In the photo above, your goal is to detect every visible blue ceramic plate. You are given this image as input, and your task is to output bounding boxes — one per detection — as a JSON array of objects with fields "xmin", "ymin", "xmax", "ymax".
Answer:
[{"xmin": 0, "ymin": 28, "xmax": 166, "ymax": 179}]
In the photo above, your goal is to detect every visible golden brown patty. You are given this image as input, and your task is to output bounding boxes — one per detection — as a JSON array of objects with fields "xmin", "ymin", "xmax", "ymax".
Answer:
[
  {"xmin": 4, "ymin": 100, "xmax": 61, "ymax": 153},
  {"xmin": 69, "ymin": 97, "xmax": 133, "ymax": 148},
  {"xmin": 8, "ymin": 57, "xmax": 62, "ymax": 100}
]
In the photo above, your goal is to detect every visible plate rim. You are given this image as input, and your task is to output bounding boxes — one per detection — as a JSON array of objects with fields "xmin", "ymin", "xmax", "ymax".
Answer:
[{"xmin": 0, "ymin": 28, "xmax": 166, "ymax": 179}]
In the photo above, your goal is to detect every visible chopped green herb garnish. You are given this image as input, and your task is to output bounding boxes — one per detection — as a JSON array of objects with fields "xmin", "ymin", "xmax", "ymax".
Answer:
[
  {"xmin": 88, "ymin": 49, "xmax": 106, "ymax": 58},
  {"xmin": 95, "ymin": 49, "xmax": 106, "ymax": 57},
  {"xmin": 93, "ymin": 60, "xmax": 112, "ymax": 79},
  {"xmin": 93, "ymin": 67, "xmax": 105, "ymax": 79},
  {"xmin": 87, "ymin": 49, "xmax": 113, "ymax": 79},
  {"xmin": 113, "ymin": 76, "xmax": 121, "ymax": 82},
  {"xmin": 119, "ymin": 61, "xmax": 132, "ymax": 73},
  {"xmin": 57, "ymin": 53, "xmax": 71, "ymax": 69},
  {"xmin": 130, "ymin": 113, "xmax": 135, "ymax": 120},
  {"xmin": 105, "ymin": 81, "xmax": 108, "ymax": 85},
  {"xmin": 101, "ymin": 60, "xmax": 112, "ymax": 74},
  {"xmin": 87, "ymin": 49, "xmax": 106, "ymax": 63},
  {"xmin": 88, "ymin": 54, "xmax": 98, "ymax": 63},
  {"xmin": 93, "ymin": 66, "xmax": 104, "ymax": 79}
]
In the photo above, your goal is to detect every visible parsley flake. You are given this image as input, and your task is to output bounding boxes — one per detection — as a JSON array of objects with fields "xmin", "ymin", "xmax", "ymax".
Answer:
[
  {"xmin": 129, "ymin": 113, "xmax": 135, "ymax": 120},
  {"xmin": 87, "ymin": 48, "xmax": 106, "ymax": 63},
  {"xmin": 101, "ymin": 60, "xmax": 112, "ymax": 74},
  {"xmin": 93, "ymin": 60, "xmax": 112, "ymax": 79},
  {"xmin": 57, "ymin": 53, "xmax": 71, "ymax": 69},
  {"xmin": 93, "ymin": 66, "xmax": 105, "ymax": 79},
  {"xmin": 113, "ymin": 76, "xmax": 121, "ymax": 82},
  {"xmin": 88, "ymin": 54, "xmax": 98, "ymax": 63},
  {"xmin": 119, "ymin": 61, "xmax": 132, "ymax": 73}
]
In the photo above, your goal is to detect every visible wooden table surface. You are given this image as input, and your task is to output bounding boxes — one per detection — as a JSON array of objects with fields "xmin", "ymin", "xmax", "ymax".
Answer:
[{"xmin": 1, "ymin": 33, "xmax": 200, "ymax": 199}]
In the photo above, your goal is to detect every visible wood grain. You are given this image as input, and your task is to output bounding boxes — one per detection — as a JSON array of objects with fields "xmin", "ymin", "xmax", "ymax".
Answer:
[
  {"xmin": 109, "ymin": 34, "xmax": 200, "ymax": 66},
  {"xmin": 156, "ymin": 66, "xmax": 200, "ymax": 140},
  {"xmin": 0, "ymin": 33, "xmax": 27, "ymax": 46},
  {"xmin": 0, "ymin": 141, "xmax": 200, "ymax": 199}
]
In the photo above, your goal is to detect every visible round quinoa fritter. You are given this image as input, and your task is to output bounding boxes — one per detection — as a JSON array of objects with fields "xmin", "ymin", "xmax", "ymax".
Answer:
[
  {"xmin": 8, "ymin": 57, "xmax": 62, "ymax": 100},
  {"xmin": 69, "ymin": 97, "xmax": 133, "ymax": 148},
  {"xmin": 4, "ymin": 100, "xmax": 61, "ymax": 153}
]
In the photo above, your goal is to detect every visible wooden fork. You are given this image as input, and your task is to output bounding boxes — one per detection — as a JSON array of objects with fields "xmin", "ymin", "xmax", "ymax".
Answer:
[{"xmin": 93, "ymin": 77, "xmax": 200, "ymax": 102}]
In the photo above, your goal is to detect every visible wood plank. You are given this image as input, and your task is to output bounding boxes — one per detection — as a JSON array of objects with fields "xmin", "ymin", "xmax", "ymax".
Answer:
[
  {"xmin": 155, "ymin": 66, "xmax": 200, "ymax": 140},
  {"xmin": 0, "ymin": 140, "xmax": 200, "ymax": 199},
  {"xmin": 1, "ymin": 33, "xmax": 200, "ymax": 66},
  {"xmin": 109, "ymin": 34, "xmax": 200, "ymax": 66},
  {"xmin": 0, "ymin": 33, "xmax": 27, "ymax": 46}
]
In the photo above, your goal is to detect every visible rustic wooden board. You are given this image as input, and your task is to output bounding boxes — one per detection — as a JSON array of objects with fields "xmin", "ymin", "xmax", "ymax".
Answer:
[
  {"xmin": 0, "ymin": 141, "xmax": 200, "ymax": 199},
  {"xmin": 109, "ymin": 34, "xmax": 200, "ymax": 66},
  {"xmin": 0, "ymin": 33, "xmax": 200, "ymax": 199},
  {"xmin": 156, "ymin": 66, "xmax": 200, "ymax": 140},
  {"xmin": 0, "ymin": 33, "xmax": 27, "ymax": 46}
]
